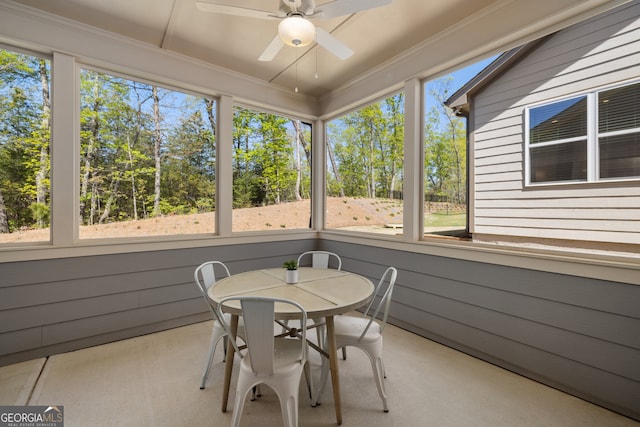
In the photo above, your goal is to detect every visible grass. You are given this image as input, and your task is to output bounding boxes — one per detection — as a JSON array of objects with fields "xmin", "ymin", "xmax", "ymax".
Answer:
[{"xmin": 424, "ymin": 212, "xmax": 466, "ymax": 227}]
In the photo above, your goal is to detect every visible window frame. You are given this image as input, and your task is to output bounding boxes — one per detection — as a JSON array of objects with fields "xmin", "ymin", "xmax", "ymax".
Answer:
[
  {"xmin": 524, "ymin": 79, "xmax": 640, "ymax": 187},
  {"xmin": 76, "ymin": 64, "xmax": 221, "ymax": 240},
  {"xmin": 0, "ymin": 45, "xmax": 53, "ymax": 245},
  {"xmin": 230, "ymin": 103, "xmax": 313, "ymax": 233},
  {"xmin": 323, "ymin": 90, "xmax": 406, "ymax": 235}
]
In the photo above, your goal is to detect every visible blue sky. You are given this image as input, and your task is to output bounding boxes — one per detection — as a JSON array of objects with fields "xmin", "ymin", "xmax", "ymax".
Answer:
[
  {"xmin": 423, "ymin": 54, "xmax": 498, "ymax": 121},
  {"xmin": 447, "ymin": 55, "xmax": 498, "ymax": 94}
]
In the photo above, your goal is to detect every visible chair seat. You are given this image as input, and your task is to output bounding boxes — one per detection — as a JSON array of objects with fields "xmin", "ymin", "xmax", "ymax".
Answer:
[
  {"xmin": 333, "ymin": 315, "xmax": 382, "ymax": 343},
  {"xmin": 243, "ymin": 337, "xmax": 303, "ymax": 375}
]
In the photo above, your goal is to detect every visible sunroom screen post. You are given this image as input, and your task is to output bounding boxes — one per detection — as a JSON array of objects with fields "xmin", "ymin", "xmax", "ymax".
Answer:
[
  {"xmin": 51, "ymin": 52, "xmax": 79, "ymax": 245},
  {"xmin": 403, "ymin": 78, "xmax": 423, "ymax": 242}
]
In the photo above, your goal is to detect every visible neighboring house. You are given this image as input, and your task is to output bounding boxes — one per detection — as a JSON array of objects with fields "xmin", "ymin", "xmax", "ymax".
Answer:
[{"xmin": 446, "ymin": 1, "xmax": 640, "ymax": 255}]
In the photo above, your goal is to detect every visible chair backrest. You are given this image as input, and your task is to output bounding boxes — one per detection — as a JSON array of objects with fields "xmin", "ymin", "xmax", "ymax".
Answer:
[
  {"xmin": 217, "ymin": 296, "xmax": 307, "ymax": 376},
  {"xmin": 359, "ymin": 266, "xmax": 397, "ymax": 340},
  {"xmin": 194, "ymin": 261, "xmax": 231, "ymax": 322},
  {"xmin": 297, "ymin": 251, "xmax": 342, "ymax": 270}
]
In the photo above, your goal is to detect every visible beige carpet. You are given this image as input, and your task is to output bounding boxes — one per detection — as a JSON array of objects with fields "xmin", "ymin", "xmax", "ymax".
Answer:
[{"xmin": 1, "ymin": 320, "xmax": 637, "ymax": 427}]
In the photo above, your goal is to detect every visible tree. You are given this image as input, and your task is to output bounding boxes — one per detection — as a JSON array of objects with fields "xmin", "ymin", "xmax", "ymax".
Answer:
[
  {"xmin": 327, "ymin": 93, "xmax": 405, "ymax": 200},
  {"xmin": 425, "ymin": 77, "xmax": 466, "ymax": 204},
  {"xmin": 163, "ymin": 109, "xmax": 216, "ymax": 213},
  {"xmin": 0, "ymin": 49, "xmax": 50, "ymax": 232},
  {"xmin": 152, "ymin": 85, "xmax": 162, "ymax": 217},
  {"xmin": 291, "ymin": 120, "xmax": 310, "ymax": 201}
]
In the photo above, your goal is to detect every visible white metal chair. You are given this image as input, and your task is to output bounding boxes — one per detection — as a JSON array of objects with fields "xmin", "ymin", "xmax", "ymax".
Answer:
[
  {"xmin": 217, "ymin": 296, "xmax": 313, "ymax": 427},
  {"xmin": 296, "ymin": 251, "xmax": 343, "ymax": 356},
  {"xmin": 314, "ymin": 266, "xmax": 397, "ymax": 412},
  {"xmin": 193, "ymin": 261, "xmax": 246, "ymax": 390},
  {"xmin": 296, "ymin": 250, "xmax": 342, "ymax": 270}
]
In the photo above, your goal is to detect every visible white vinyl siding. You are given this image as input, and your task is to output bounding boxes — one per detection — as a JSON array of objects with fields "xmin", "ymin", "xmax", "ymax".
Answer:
[{"xmin": 471, "ymin": 2, "xmax": 640, "ymax": 246}]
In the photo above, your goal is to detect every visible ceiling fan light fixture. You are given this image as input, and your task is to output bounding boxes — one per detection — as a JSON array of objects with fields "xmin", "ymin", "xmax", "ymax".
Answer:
[{"xmin": 278, "ymin": 16, "xmax": 315, "ymax": 47}]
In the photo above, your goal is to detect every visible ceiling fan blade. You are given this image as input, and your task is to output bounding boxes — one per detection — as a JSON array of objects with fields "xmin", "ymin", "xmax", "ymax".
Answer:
[
  {"xmin": 316, "ymin": 0, "xmax": 391, "ymax": 18},
  {"xmin": 315, "ymin": 27, "xmax": 353, "ymax": 60},
  {"xmin": 259, "ymin": 35, "xmax": 285, "ymax": 61},
  {"xmin": 196, "ymin": 2, "xmax": 276, "ymax": 20}
]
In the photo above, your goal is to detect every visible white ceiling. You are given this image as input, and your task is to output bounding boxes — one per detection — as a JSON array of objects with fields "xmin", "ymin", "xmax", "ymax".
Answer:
[{"xmin": 7, "ymin": 0, "xmax": 632, "ymax": 99}]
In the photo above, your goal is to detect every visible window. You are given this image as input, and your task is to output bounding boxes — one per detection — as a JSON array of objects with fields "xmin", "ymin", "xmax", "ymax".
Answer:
[
  {"xmin": 326, "ymin": 93, "xmax": 404, "ymax": 234},
  {"xmin": 424, "ymin": 76, "xmax": 469, "ymax": 238},
  {"xmin": 598, "ymin": 83, "xmax": 640, "ymax": 179},
  {"xmin": 79, "ymin": 69, "xmax": 217, "ymax": 239},
  {"xmin": 232, "ymin": 107, "xmax": 311, "ymax": 232},
  {"xmin": 526, "ymin": 81, "xmax": 640, "ymax": 184},
  {"xmin": 0, "ymin": 48, "xmax": 51, "ymax": 244}
]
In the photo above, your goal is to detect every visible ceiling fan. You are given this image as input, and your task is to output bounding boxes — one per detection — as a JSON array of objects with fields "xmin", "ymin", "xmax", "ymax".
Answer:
[{"xmin": 196, "ymin": 0, "xmax": 391, "ymax": 61}]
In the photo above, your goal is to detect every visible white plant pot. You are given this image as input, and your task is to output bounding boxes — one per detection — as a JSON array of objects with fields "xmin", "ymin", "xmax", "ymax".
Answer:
[{"xmin": 285, "ymin": 269, "xmax": 298, "ymax": 284}]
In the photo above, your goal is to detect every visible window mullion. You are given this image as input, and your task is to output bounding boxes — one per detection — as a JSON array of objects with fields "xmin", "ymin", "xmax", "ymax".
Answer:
[{"xmin": 588, "ymin": 92, "xmax": 598, "ymax": 182}]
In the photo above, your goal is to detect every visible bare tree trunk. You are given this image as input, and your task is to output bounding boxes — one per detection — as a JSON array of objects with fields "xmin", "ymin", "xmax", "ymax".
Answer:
[
  {"xmin": 292, "ymin": 120, "xmax": 311, "ymax": 167},
  {"xmin": 152, "ymin": 86, "xmax": 161, "ymax": 216},
  {"xmin": 36, "ymin": 59, "xmax": 50, "ymax": 227},
  {"xmin": 80, "ymin": 75, "xmax": 100, "ymax": 224},
  {"xmin": 126, "ymin": 135, "xmax": 138, "ymax": 220},
  {"xmin": 293, "ymin": 120, "xmax": 302, "ymax": 201},
  {"xmin": 99, "ymin": 177, "xmax": 119, "ymax": 224},
  {"xmin": 204, "ymin": 98, "xmax": 216, "ymax": 138},
  {"xmin": 0, "ymin": 189, "xmax": 9, "ymax": 233},
  {"xmin": 90, "ymin": 180, "xmax": 98, "ymax": 225},
  {"xmin": 368, "ymin": 126, "xmax": 375, "ymax": 198},
  {"xmin": 326, "ymin": 139, "xmax": 344, "ymax": 197}
]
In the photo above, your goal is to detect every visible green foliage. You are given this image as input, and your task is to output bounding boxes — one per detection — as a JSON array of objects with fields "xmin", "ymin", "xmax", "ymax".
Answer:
[
  {"xmin": 327, "ymin": 93, "xmax": 405, "ymax": 200},
  {"xmin": 29, "ymin": 202, "xmax": 49, "ymax": 227},
  {"xmin": 282, "ymin": 259, "xmax": 298, "ymax": 270},
  {"xmin": 75, "ymin": 69, "xmax": 220, "ymax": 227},
  {"xmin": 231, "ymin": 107, "xmax": 311, "ymax": 209},
  {"xmin": 424, "ymin": 77, "xmax": 467, "ymax": 204},
  {"xmin": 0, "ymin": 49, "xmax": 50, "ymax": 231},
  {"xmin": 0, "ymin": 46, "xmax": 465, "ymax": 236}
]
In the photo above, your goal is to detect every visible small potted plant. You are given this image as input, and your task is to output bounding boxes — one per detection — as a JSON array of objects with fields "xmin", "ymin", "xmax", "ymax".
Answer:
[{"xmin": 283, "ymin": 259, "xmax": 299, "ymax": 284}]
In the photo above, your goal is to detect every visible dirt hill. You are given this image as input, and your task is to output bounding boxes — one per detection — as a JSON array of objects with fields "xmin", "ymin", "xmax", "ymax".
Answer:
[{"xmin": 0, "ymin": 197, "xmax": 462, "ymax": 243}]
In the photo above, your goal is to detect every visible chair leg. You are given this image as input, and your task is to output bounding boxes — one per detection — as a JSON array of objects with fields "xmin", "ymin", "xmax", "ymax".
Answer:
[
  {"xmin": 370, "ymin": 354, "xmax": 389, "ymax": 412},
  {"xmin": 250, "ymin": 386, "xmax": 261, "ymax": 401},
  {"xmin": 304, "ymin": 361, "xmax": 315, "ymax": 404},
  {"xmin": 313, "ymin": 350, "xmax": 331, "ymax": 407},
  {"xmin": 200, "ymin": 327, "xmax": 224, "ymax": 389},
  {"xmin": 222, "ymin": 335, "xmax": 228, "ymax": 358},
  {"xmin": 341, "ymin": 347, "xmax": 347, "ymax": 360},
  {"xmin": 276, "ymin": 380, "xmax": 300, "ymax": 427},
  {"xmin": 313, "ymin": 318, "xmax": 325, "ymax": 349},
  {"xmin": 230, "ymin": 382, "xmax": 254, "ymax": 427}
]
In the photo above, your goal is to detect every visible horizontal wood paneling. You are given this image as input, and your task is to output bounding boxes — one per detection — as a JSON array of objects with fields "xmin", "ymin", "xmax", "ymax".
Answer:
[
  {"xmin": 1, "ymin": 237, "xmax": 639, "ymax": 419},
  {"xmin": 475, "ymin": 188, "xmax": 640, "ymax": 201},
  {"xmin": 476, "ymin": 162, "xmax": 522, "ymax": 174},
  {"xmin": 470, "ymin": 225, "xmax": 639, "ymax": 244},
  {"xmin": 475, "ymin": 207, "xmax": 639, "ymax": 220},
  {"xmin": 471, "ymin": 3, "xmax": 640, "ymax": 245},
  {"xmin": 0, "ymin": 239, "xmax": 315, "ymax": 361},
  {"xmin": 319, "ymin": 239, "xmax": 640, "ymax": 420},
  {"xmin": 475, "ymin": 171, "xmax": 523, "ymax": 183},
  {"xmin": 476, "ymin": 217, "xmax": 640, "ymax": 232},
  {"xmin": 475, "ymin": 152, "xmax": 522, "ymax": 167}
]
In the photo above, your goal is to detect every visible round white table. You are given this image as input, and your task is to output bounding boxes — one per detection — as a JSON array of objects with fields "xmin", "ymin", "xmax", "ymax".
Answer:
[{"xmin": 209, "ymin": 267, "xmax": 374, "ymax": 425}]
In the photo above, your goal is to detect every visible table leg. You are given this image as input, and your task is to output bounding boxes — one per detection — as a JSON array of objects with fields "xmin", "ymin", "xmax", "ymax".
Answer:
[
  {"xmin": 325, "ymin": 315, "xmax": 342, "ymax": 425},
  {"xmin": 221, "ymin": 314, "xmax": 238, "ymax": 413}
]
